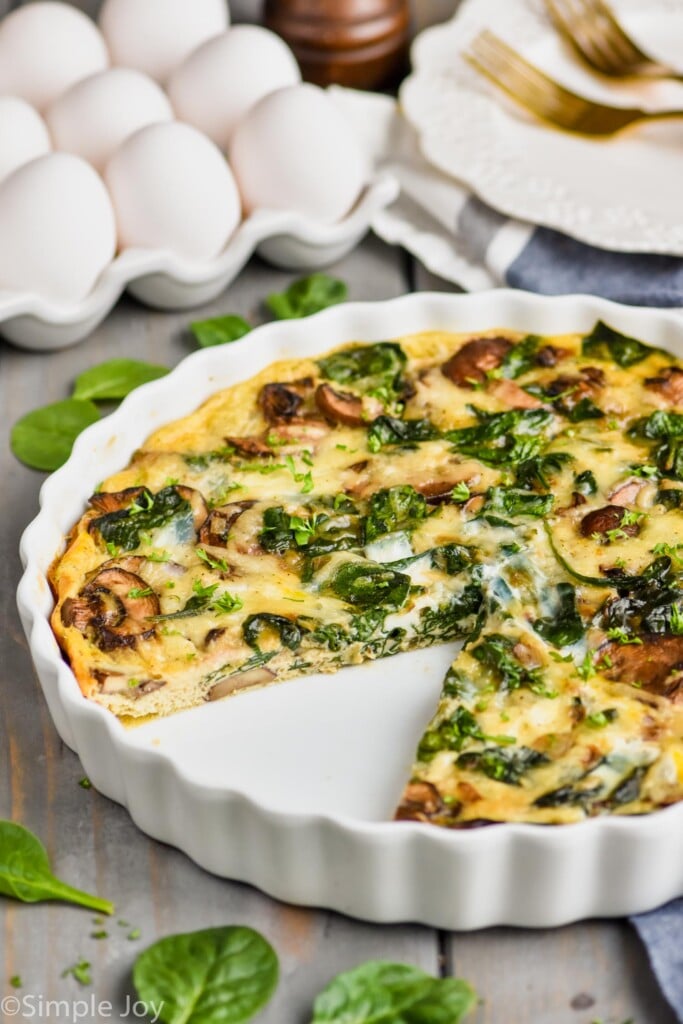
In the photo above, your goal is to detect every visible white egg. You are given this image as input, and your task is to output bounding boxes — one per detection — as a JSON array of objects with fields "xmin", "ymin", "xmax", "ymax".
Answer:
[
  {"xmin": 0, "ymin": 97, "xmax": 52, "ymax": 186},
  {"xmin": 104, "ymin": 122, "xmax": 241, "ymax": 262},
  {"xmin": 0, "ymin": 153, "xmax": 116, "ymax": 304},
  {"xmin": 46, "ymin": 69, "xmax": 174, "ymax": 173},
  {"xmin": 167, "ymin": 26, "xmax": 301, "ymax": 150},
  {"xmin": 0, "ymin": 3, "xmax": 109, "ymax": 112},
  {"xmin": 229, "ymin": 84, "xmax": 368, "ymax": 224},
  {"xmin": 99, "ymin": 0, "xmax": 229, "ymax": 83}
]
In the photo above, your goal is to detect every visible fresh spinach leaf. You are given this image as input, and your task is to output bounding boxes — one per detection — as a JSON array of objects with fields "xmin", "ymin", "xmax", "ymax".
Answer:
[
  {"xmin": 190, "ymin": 316, "xmax": 252, "ymax": 348},
  {"xmin": 0, "ymin": 821, "xmax": 113, "ymax": 914},
  {"xmin": 91, "ymin": 486, "xmax": 193, "ymax": 552},
  {"xmin": 11, "ymin": 399, "xmax": 100, "ymax": 471},
  {"xmin": 363, "ymin": 486, "xmax": 427, "ymax": 543},
  {"xmin": 72, "ymin": 358, "xmax": 169, "ymax": 400},
  {"xmin": 267, "ymin": 274, "xmax": 347, "ymax": 320},
  {"xmin": 328, "ymin": 562, "xmax": 410, "ymax": 610},
  {"xmin": 133, "ymin": 925, "xmax": 278, "ymax": 1024},
  {"xmin": 582, "ymin": 321, "xmax": 653, "ymax": 368},
  {"xmin": 533, "ymin": 583, "xmax": 584, "ymax": 647},
  {"xmin": 311, "ymin": 960, "xmax": 477, "ymax": 1024}
]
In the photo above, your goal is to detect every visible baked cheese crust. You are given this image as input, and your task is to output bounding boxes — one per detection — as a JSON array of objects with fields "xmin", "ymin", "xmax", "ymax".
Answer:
[{"xmin": 50, "ymin": 324, "xmax": 683, "ymax": 825}]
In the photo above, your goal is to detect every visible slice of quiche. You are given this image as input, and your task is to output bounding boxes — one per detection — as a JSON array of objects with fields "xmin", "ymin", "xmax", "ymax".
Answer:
[{"xmin": 50, "ymin": 323, "xmax": 683, "ymax": 824}]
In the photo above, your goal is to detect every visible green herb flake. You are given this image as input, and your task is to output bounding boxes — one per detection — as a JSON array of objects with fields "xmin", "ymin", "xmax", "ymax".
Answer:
[
  {"xmin": 9, "ymin": 975, "xmax": 22, "ymax": 988},
  {"xmin": 78, "ymin": 777, "xmax": 92, "ymax": 790},
  {"xmin": 190, "ymin": 315, "xmax": 252, "ymax": 348},
  {"xmin": 61, "ymin": 958, "xmax": 92, "ymax": 986}
]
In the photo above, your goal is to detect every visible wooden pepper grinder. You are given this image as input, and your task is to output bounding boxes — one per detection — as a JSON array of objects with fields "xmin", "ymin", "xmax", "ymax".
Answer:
[{"xmin": 264, "ymin": 0, "xmax": 412, "ymax": 91}]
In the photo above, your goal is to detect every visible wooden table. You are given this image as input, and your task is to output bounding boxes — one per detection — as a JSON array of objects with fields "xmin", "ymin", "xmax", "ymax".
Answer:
[{"xmin": 0, "ymin": 2, "xmax": 678, "ymax": 1022}]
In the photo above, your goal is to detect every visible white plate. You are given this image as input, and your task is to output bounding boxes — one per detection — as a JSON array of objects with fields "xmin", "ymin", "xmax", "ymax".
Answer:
[
  {"xmin": 0, "ymin": 173, "xmax": 398, "ymax": 353},
  {"xmin": 401, "ymin": 0, "xmax": 683, "ymax": 255},
  {"xmin": 17, "ymin": 290, "xmax": 683, "ymax": 929}
]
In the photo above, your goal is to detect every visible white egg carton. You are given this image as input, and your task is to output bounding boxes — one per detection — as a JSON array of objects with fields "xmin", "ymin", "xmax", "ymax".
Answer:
[{"xmin": 0, "ymin": 172, "xmax": 398, "ymax": 352}]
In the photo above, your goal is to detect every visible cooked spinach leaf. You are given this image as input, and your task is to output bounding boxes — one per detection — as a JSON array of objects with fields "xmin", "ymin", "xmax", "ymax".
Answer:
[
  {"xmin": 328, "ymin": 562, "xmax": 410, "ymax": 610},
  {"xmin": 574, "ymin": 469, "xmax": 598, "ymax": 496},
  {"xmin": 471, "ymin": 634, "xmax": 547, "ymax": 694},
  {"xmin": 363, "ymin": 485, "xmax": 427, "ymax": 543},
  {"xmin": 563, "ymin": 396, "xmax": 604, "ymax": 423},
  {"xmin": 457, "ymin": 746, "xmax": 547, "ymax": 785},
  {"xmin": 367, "ymin": 415, "xmax": 440, "ymax": 452},
  {"xmin": 499, "ymin": 334, "xmax": 541, "ymax": 378},
  {"xmin": 516, "ymin": 452, "xmax": 573, "ymax": 490},
  {"xmin": 91, "ymin": 486, "xmax": 193, "ymax": 552},
  {"xmin": 242, "ymin": 614, "xmax": 302, "ymax": 651},
  {"xmin": 582, "ymin": 320, "xmax": 653, "ymax": 368},
  {"xmin": 318, "ymin": 342, "xmax": 406, "ymax": 388},
  {"xmin": 418, "ymin": 707, "xmax": 498, "ymax": 760},
  {"xmin": 533, "ymin": 583, "xmax": 584, "ymax": 647},
  {"xmin": 446, "ymin": 408, "xmax": 552, "ymax": 468}
]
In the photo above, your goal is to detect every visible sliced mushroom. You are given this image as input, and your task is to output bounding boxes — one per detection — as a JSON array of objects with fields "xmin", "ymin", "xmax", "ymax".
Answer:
[
  {"xmin": 61, "ymin": 592, "xmax": 106, "ymax": 631},
  {"xmin": 442, "ymin": 336, "xmax": 512, "ymax": 388},
  {"xmin": 395, "ymin": 781, "xmax": 453, "ymax": 822},
  {"xmin": 94, "ymin": 671, "xmax": 166, "ymax": 698},
  {"xmin": 226, "ymin": 435, "xmax": 274, "ymax": 458},
  {"xmin": 580, "ymin": 505, "xmax": 639, "ymax": 539},
  {"xmin": 199, "ymin": 500, "xmax": 256, "ymax": 548},
  {"xmin": 547, "ymin": 366, "xmax": 604, "ymax": 413},
  {"xmin": 267, "ymin": 418, "xmax": 330, "ymax": 448},
  {"xmin": 315, "ymin": 383, "xmax": 374, "ymax": 427},
  {"xmin": 82, "ymin": 567, "xmax": 160, "ymax": 651},
  {"xmin": 535, "ymin": 345, "xmax": 568, "ymax": 368},
  {"xmin": 644, "ymin": 366, "xmax": 683, "ymax": 405},
  {"xmin": 173, "ymin": 485, "xmax": 209, "ymax": 532},
  {"xmin": 599, "ymin": 634, "xmax": 683, "ymax": 696},
  {"xmin": 259, "ymin": 379, "xmax": 313, "ymax": 423},
  {"xmin": 487, "ymin": 379, "xmax": 543, "ymax": 410},
  {"xmin": 608, "ymin": 479, "xmax": 645, "ymax": 507},
  {"xmin": 88, "ymin": 486, "xmax": 151, "ymax": 514},
  {"xmin": 208, "ymin": 667, "xmax": 276, "ymax": 701},
  {"xmin": 414, "ymin": 479, "xmax": 465, "ymax": 505}
]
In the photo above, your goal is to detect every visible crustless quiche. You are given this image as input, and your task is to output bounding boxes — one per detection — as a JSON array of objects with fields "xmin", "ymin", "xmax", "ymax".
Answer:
[{"xmin": 51, "ymin": 323, "xmax": 683, "ymax": 826}]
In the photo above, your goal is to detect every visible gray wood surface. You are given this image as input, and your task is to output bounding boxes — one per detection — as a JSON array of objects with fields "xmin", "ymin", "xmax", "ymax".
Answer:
[{"xmin": 0, "ymin": 1, "xmax": 678, "ymax": 1023}]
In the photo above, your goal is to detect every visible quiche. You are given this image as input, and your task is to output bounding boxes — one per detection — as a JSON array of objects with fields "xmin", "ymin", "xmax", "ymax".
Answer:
[{"xmin": 50, "ymin": 322, "xmax": 683, "ymax": 826}]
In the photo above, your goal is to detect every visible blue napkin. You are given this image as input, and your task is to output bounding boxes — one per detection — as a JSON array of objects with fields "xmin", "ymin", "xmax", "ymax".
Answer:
[{"xmin": 632, "ymin": 899, "xmax": 683, "ymax": 1021}]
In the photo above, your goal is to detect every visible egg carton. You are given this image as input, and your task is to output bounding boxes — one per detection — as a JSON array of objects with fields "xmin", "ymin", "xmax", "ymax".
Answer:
[{"xmin": 0, "ymin": 172, "xmax": 398, "ymax": 353}]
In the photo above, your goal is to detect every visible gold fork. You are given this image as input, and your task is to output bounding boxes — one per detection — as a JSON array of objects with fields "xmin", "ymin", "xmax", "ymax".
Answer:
[
  {"xmin": 545, "ymin": 0, "xmax": 683, "ymax": 81},
  {"xmin": 465, "ymin": 31, "xmax": 683, "ymax": 136}
]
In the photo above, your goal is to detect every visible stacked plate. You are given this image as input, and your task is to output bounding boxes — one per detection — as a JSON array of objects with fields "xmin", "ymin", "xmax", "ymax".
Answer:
[{"xmin": 398, "ymin": 0, "xmax": 683, "ymax": 266}]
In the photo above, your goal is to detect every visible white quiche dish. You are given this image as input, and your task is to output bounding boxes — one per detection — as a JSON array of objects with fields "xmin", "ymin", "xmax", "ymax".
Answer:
[{"xmin": 20, "ymin": 292, "xmax": 683, "ymax": 927}]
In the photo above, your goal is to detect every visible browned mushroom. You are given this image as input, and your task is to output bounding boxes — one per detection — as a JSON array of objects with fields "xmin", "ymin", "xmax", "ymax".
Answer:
[
  {"xmin": 258, "ymin": 379, "xmax": 313, "ymax": 423},
  {"xmin": 414, "ymin": 479, "xmax": 465, "ymax": 505},
  {"xmin": 226, "ymin": 435, "xmax": 274, "ymax": 457},
  {"xmin": 547, "ymin": 366, "xmax": 604, "ymax": 414},
  {"xmin": 645, "ymin": 366, "xmax": 683, "ymax": 405},
  {"xmin": 61, "ymin": 592, "xmax": 106, "ymax": 631},
  {"xmin": 599, "ymin": 634, "xmax": 683, "ymax": 697},
  {"xmin": 267, "ymin": 418, "xmax": 330, "ymax": 447},
  {"xmin": 442, "ymin": 336, "xmax": 512, "ymax": 388},
  {"xmin": 80, "ymin": 567, "xmax": 161, "ymax": 650},
  {"xmin": 315, "ymin": 383, "xmax": 381, "ymax": 427},
  {"xmin": 94, "ymin": 671, "xmax": 166, "ymax": 698},
  {"xmin": 487, "ymin": 379, "xmax": 543, "ymax": 410},
  {"xmin": 174, "ymin": 485, "xmax": 209, "ymax": 532},
  {"xmin": 580, "ymin": 505, "xmax": 639, "ymax": 539},
  {"xmin": 88, "ymin": 486, "xmax": 151, "ymax": 514},
  {"xmin": 395, "ymin": 781, "xmax": 453, "ymax": 822},
  {"xmin": 199, "ymin": 500, "xmax": 256, "ymax": 548},
  {"xmin": 535, "ymin": 345, "xmax": 568, "ymax": 368}
]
